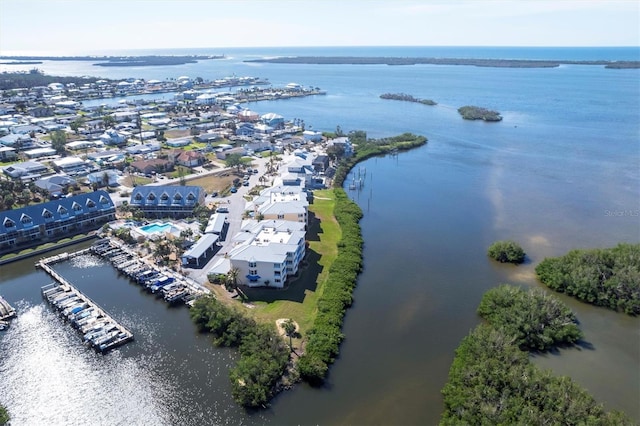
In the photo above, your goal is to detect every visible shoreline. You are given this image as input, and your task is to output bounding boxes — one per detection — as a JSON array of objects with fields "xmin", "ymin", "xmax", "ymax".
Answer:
[{"xmin": 244, "ymin": 56, "xmax": 640, "ymax": 69}]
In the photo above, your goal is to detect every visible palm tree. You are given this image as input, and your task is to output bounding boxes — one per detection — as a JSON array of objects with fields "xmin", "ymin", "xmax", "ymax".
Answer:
[
  {"xmin": 226, "ymin": 267, "xmax": 240, "ymax": 291},
  {"xmin": 282, "ymin": 319, "xmax": 297, "ymax": 353}
]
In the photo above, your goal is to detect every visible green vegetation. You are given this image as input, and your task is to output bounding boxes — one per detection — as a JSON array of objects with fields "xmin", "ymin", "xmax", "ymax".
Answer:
[
  {"xmin": 487, "ymin": 240, "xmax": 526, "ymax": 264},
  {"xmin": 535, "ymin": 243, "xmax": 640, "ymax": 315},
  {"xmin": 380, "ymin": 93, "xmax": 437, "ymax": 105},
  {"xmin": 333, "ymin": 131, "xmax": 427, "ymax": 187},
  {"xmin": 457, "ymin": 105, "xmax": 502, "ymax": 121},
  {"xmin": 297, "ymin": 189, "xmax": 363, "ymax": 383},
  {"xmin": 440, "ymin": 324, "xmax": 631, "ymax": 425},
  {"xmin": 477, "ymin": 284, "xmax": 582, "ymax": 351},
  {"xmin": 0, "ymin": 69, "xmax": 108, "ymax": 90},
  {"xmin": 189, "ymin": 295, "xmax": 290, "ymax": 407},
  {"xmin": 0, "ymin": 404, "xmax": 8, "ymax": 425},
  {"xmin": 50, "ymin": 130, "xmax": 67, "ymax": 154}
]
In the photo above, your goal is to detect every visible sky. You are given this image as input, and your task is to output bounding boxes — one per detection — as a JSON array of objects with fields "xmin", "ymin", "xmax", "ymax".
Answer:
[{"xmin": 0, "ymin": 0, "xmax": 639, "ymax": 55}]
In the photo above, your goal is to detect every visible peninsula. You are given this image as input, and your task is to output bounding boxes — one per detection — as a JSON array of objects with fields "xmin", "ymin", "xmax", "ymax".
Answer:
[
  {"xmin": 244, "ymin": 56, "xmax": 640, "ymax": 69},
  {"xmin": 0, "ymin": 55, "xmax": 224, "ymax": 67}
]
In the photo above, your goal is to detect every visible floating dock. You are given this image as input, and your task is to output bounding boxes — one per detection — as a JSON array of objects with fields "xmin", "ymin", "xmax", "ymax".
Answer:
[
  {"xmin": 39, "ymin": 261, "xmax": 133, "ymax": 353},
  {"xmin": 90, "ymin": 238, "xmax": 207, "ymax": 307}
]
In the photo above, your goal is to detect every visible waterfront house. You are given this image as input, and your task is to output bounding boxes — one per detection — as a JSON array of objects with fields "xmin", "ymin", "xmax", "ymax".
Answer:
[
  {"xmin": 0, "ymin": 190, "xmax": 116, "ymax": 255},
  {"xmin": 257, "ymin": 199, "xmax": 308, "ymax": 225},
  {"xmin": 129, "ymin": 185, "xmax": 205, "ymax": 218},
  {"xmin": 312, "ymin": 155, "xmax": 330, "ymax": 172}
]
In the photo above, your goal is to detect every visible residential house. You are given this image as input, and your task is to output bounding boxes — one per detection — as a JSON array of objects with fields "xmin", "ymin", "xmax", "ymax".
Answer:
[
  {"xmin": 100, "ymin": 129, "xmax": 126, "ymax": 146},
  {"xmin": 130, "ymin": 158, "xmax": 173, "ymax": 175},
  {"xmin": 2, "ymin": 161, "xmax": 48, "ymax": 179},
  {"xmin": 175, "ymin": 150, "xmax": 205, "ymax": 167},
  {"xmin": 0, "ymin": 146, "xmax": 17, "ymax": 161},
  {"xmin": 129, "ymin": 185, "xmax": 205, "ymax": 218},
  {"xmin": 24, "ymin": 147, "xmax": 57, "ymax": 159},
  {"xmin": 165, "ymin": 138, "xmax": 191, "ymax": 148},
  {"xmin": 86, "ymin": 170, "xmax": 119, "ymax": 187},
  {"xmin": 0, "ymin": 190, "xmax": 116, "ymax": 255},
  {"xmin": 53, "ymin": 156, "xmax": 87, "ymax": 174},
  {"xmin": 34, "ymin": 174, "xmax": 75, "ymax": 195},
  {"xmin": 0, "ymin": 133, "xmax": 34, "ymax": 149},
  {"xmin": 312, "ymin": 154, "xmax": 330, "ymax": 173},
  {"xmin": 261, "ymin": 113, "xmax": 284, "ymax": 128}
]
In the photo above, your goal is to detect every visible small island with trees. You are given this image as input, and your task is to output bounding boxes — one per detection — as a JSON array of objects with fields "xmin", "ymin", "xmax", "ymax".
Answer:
[
  {"xmin": 458, "ymin": 105, "xmax": 503, "ymax": 121},
  {"xmin": 440, "ymin": 284, "xmax": 631, "ymax": 425},
  {"xmin": 487, "ymin": 240, "xmax": 526, "ymax": 264},
  {"xmin": 379, "ymin": 93, "xmax": 437, "ymax": 105}
]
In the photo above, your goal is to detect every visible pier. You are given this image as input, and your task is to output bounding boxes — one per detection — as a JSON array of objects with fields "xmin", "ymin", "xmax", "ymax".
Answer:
[{"xmin": 39, "ymin": 261, "xmax": 133, "ymax": 353}]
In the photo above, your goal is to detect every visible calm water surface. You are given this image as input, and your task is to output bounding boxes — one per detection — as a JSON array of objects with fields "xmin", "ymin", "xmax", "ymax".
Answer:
[{"xmin": 1, "ymin": 47, "xmax": 639, "ymax": 425}]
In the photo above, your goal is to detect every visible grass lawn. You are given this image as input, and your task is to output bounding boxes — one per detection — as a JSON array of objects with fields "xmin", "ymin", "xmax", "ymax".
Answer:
[
  {"xmin": 185, "ymin": 173, "xmax": 237, "ymax": 194},
  {"xmin": 237, "ymin": 189, "xmax": 341, "ymax": 335}
]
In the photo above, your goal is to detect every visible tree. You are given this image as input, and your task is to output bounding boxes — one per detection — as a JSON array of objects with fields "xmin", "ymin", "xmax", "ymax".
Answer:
[
  {"xmin": 70, "ymin": 116, "xmax": 85, "ymax": 135},
  {"xmin": 0, "ymin": 404, "xmax": 9, "ymax": 426},
  {"xmin": 103, "ymin": 114, "xmax": 116, "ymax": 129},
  {"xmin": 102, "ymin": 171, "xmax": 110, "ymax": 188},
  {"xmin": 50, "ymin": 130, "xmax": 67, "ymax": 155},
  {"xmin": 282, "ymin": 319, "xmax": 297, "ymax": 352},
  {"xmin": 226, "ymin": 267, "xmax": 240, "ymax": 291},
  {"xmin": 487, "ymin": 240, "xmax": 526, "ymax": 264},
  {"xmin": 225, "ymin": 153, "xmax": 244, "ymax": 173}
]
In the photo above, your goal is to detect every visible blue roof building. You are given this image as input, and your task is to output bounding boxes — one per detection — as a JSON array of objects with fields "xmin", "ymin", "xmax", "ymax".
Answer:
[
  {"xmin": 0, "ymin": 190, "xmax": 116, "ymax": 255},
  {"xmin": 129, "ymin": 185, "xmax": 205, "ymax": 218}
]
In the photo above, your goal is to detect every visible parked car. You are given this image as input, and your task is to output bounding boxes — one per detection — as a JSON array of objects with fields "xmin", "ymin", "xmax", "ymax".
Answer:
[{"xmin": 230, "ymin": 187, "xmax": 237, "ymax": 193}]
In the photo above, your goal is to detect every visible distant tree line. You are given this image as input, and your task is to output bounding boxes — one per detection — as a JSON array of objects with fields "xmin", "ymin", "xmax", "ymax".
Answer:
[
  {"xmin": 536, "ymin": 243, "xmax": 640, "ymax": 315},
  {"xmin": 0, "ymin": 70, "xmax": 109, "ymax": 90},
  {"xmin": 441, "ymin": 284, "xmax": 631, "ymax": 424},
  {"xmin": 190, "ymin": 295, "xmax": 290, "ymax": 407}
]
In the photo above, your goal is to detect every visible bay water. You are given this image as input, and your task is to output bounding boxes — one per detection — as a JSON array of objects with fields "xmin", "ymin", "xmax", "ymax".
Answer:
[{"xmin": 1, "ymin": 47, "xmax": 639, "ymax": 425}]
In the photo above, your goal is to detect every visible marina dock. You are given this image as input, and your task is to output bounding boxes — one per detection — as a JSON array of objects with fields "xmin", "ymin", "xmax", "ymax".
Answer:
[
  {"xmin": 39, "ymin": 261, "xmax": 133, "ymax": 353},
  {"xmin": 0, "ymin": 295, "xmax": 16, "ymax": 330},
  {"xmin": 90, "ymin": 238, "xmax": 208, "ymax": 307}
]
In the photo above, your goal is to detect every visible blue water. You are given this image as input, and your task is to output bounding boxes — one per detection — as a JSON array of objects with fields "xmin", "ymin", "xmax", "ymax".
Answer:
[{"xmin": 1, "ymin": 46, "xmax": 639, "ymax": 424}]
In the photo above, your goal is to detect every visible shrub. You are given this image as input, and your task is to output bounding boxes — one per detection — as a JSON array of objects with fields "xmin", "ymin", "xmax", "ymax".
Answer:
[{"xmin": 488, "ymin": 240, "xmax": 526, "ymax": 264}]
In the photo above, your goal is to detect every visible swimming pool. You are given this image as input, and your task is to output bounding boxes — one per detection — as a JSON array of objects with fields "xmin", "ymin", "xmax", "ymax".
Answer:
[{"xmin": 139, "ymin": 223, "xmax": 172, "ymax": 234}]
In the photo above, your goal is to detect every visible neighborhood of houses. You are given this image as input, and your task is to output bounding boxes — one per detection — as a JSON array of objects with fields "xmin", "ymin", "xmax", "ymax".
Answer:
[{"xmin": 0, "ymin": 73, "xmax": 353, "ymax": 290}]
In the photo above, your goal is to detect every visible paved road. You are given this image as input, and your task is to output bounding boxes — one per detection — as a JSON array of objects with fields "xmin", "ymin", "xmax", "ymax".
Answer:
[{"xmin": 183, "ymin": 155, "xmax": 271, "ymax": 284}]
